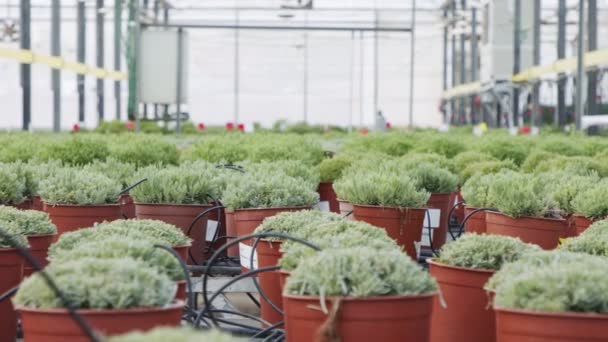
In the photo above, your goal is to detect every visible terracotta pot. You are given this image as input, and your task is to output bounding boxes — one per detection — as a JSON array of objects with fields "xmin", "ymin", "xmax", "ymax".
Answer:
[
  {"xmin": 43, "ymin": 203, "xmax": 121, "ymax": 238},
  {"xmin": 464, "ymin": 206, "xmax": 486, "ymax": 234},
  {"xmin": 173, "ymin": 244, "xmax": 191, "ymax": 263},
  {"xmin": 10, "ymin": 199, "xmax": 33, "ymax": 210},
  {"xmin": 427, "ymin": 259, "xmax": 496, "ymax": 342},
  {"xmin": 283, "ymin": 293, "xmax": 436, "ymax": 342},
  {"xmin": 572, "ymin": 214, "xmax": 594, "ymax": 236},
  {"xmin": 279, "ymin": 270, "xmax": 290, "ymax": 291},
  {"xmin": 485, "ymin": 211, "xmax": 566, "ymax": 250},
  {"xmin": 256, "ymin": 240, "xmax": 284, "ymax": 325},
  {"xmin": 495, "ymin": 307, "xmax": 608, "ymax": 342},
  {"xmin": 31, "ymin": 196, "xmax": 43, "ymax": 211},
  {"xmin": 135, "ymin": 203, "xmax": 220, "ymax": 264},
  {"xmin": 338, "ymin": 200, "xmax": 354, "ymax": 220},
  {"xmin": 426, "ymin": 193, "xmax": 457, "ymax": 249},
  {"xmin": 175, "ymin": 280, "xmax": 186, "ymax": 301},
  {"xmin": 16, "ymin": 302, "xmax": 184, "ymax": 342},
  {"xmin": 119, "ymin": 194, "xmax": 136, "ymax": 219},
  {"xmin": 317, "ymin": 182, "xmax": 340, "ymax": 213},
  {"xmin": 24, "ymin": 233, "xmax": 57, "ymax": 277},
  {"xmin": 453, "ymin": 191, "xmax": 465, "ymax": 224},
  {"xmin": 352, "ymin": 205, "xmax": 426, "ymax": 260},
  {"xmin": 0, "ymin": 248, "xmax": 24, "ymax": 342}
]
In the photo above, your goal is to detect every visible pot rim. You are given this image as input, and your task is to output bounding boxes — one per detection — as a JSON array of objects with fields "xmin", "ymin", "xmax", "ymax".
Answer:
[
  {"xmin": 15, "ymin": 301, "xmax": 185, "ymax": 315},
  {"xmin": 134, "ymin": 202, "xmax": 213, "ymax": 207},
  {"xmin": 25, "ymin": 232, "xmax": 58, "ymax": 238},
  {"xmin": 173, "ymin": 243, "xmax": 192, "ymax": 249},
  {"xmin": 486, "ymin": 211, "xmax": 566, "ymax": 222},
  {"xmin": 225, "ymin": 205, "xmax": 313, "ymax": 213},
  {"xmin": 0, "ymin": 247, "xmax": 19, "ymax": 252},
  {"xmin": 426, "ymin": 258, "xmax": 496, "ymax": 274},
  {"xmin": 494, "ymin": 306, "xmax": 608, "ymax": 320},
  {"xmin": 351, "ymin": 204, "xmax": 427, "ymax": 210},
  {"xmin": 42, "ymin": 202, "xmax": 120, "ymax": 208},
  {"xmin": 282, "ymin": 292, "xmax": 438, "ymax": 302}
]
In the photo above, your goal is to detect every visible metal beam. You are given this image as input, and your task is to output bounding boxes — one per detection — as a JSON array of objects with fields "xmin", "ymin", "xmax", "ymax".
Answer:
[
  {"xmin": 114, "ymin": 0, "xmax": 122, "ymax": 120},
  {"xmin": 469, "ymin": 5, "xmax": 477, "ymax": 123},
  {"xmin": 557, "ymin": 0, "xmax": 567, "ymax": 126},
  {"xmin": 450, "ymin": 0, "xmax": 456, "ymax": 124},
  {"xmin": 77, "ymin": 0, "xmax": 86, "ymax": 124},
  {"xmin": 303, "ymin": 13, "xmax": 309, "ymax": 123},
  {"xmin": 96, "ymin": 0, "xmax": 105, "ymax": 122},
  {"xmin": 532, "ymin": 0, "xmax": 541, "ymax": 127},
  {"xmin": 442, "ymin": 6, "xmax": 448, "ymax": 124},
  {"xmin": 575, "ymin": 0, "xmax": 585, "ymax": 130},
  {"xmin": 459, "ymin": 0, "xmax": 466, "ymax": 124},
  {"xmin": 513, "ymin": 0, "xmax": 521, "ymax": 127},
  {"xmin": 51, "ymin": 0, "xmax": 61, "ymax": 132},
  {"xmin": 175, "ymin": 27, "xmax": 184, "ymax": 134},
  {"xmin": 587, "ymin": 0, "xmax": 597, "ymax": 115},
  {"xmin": 373, "ymin": 10, "xmax": 379, "ymax": 117},
  {"xmin": 20, "ymin": 0, "xmax": 31, "ymax": 131},
  {"xmin": 408, "ymin": 0, "xmax": 416, "ymax": 129},
  {"xmin": 233, "ymin": 10, "xmax": 239, "ymax": 125},
  {"xmin": 142, "ymin": 23, "xmax": 412, "ymax": 32}
]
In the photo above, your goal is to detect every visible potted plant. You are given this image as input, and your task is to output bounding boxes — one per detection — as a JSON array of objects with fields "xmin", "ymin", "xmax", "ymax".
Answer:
[
  {"xmin": 49, "ymin": 219, "xmax": 192, "ymax": 262},
  {"xmin": 108, "ymin": 135, "xmax": 180, "ymax": 167},
  {"xmin": 39, "ymin": 135, "xmax": 110, "ymax": 165},
  {"xmin": 427, "ymin": 233, "xmax": 540, "ymax": 342},
  {"xmin": 108, "ymin": 327, "xmax": 243, "ymax": 342},
  {"xmin": 460, "ymin": 173, "xmax": 497, "ymax": 234},
  {"xmin": 13, "ymin": 257, "xmax": 183, "ymax": 341},
  {"xmin": 38, "ymin": 168, "xmax": 122, "ymax": 236},
  {"xmin": 316, "ymin": 156, "xmax": 353, "ymax": 213},
  {"xmin": 492, "ymin": 257, "xmax": 608, "ymax": 341},
  {"xmin": 333, "ymin": 162, "xmax": 430, "ymax": 260},
  {"xmin": 84, "ymin": 158, "xmax": 137, "ymax": 218},
  {"xmin": 0, "ymin": 222, "xmax": 28, "ymax": 342},
  {"xmin": 283, "ymin": 247, "xmax": 437, "ymax": 342},
  {"xmin": 571, "ymin": 179, "xmax": 608, "ymax": 235},
  {"xmin": 0, "ymin": 206, "xmax": 57, "ymax": 276},
  {"xmin": 486, "ymin": 172, "xmax": 566, "ymax": 249},
  {"xmin": 0, "ymin": 164, "xmax": 27, "ymax": 209},
  {"xmin": 131, "ymin": 163, "xmax": 223, "ymax": 264}
]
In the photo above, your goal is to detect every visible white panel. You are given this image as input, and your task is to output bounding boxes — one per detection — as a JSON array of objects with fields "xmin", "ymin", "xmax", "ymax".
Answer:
[
  {"xmin": 139, "ymin": 28, "xmax": 189, "ymax": 104},
  {"xmin": 206, "ymin": 220, "xmax": 219, "ymax": 242},
  {"xmin": 239, "ymin": 243, "xmax": 258, "ymax": 269}
]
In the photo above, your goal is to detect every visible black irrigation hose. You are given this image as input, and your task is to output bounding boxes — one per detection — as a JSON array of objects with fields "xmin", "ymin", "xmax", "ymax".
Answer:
[
  {"xmin": 215, "ymin": 164, "xmax": 246, "ymax": 173},
  {"xmin": 252, "ymin": 321, "xmax": 285, "ymax": 340},
  {"xmin": 186, "ymin": 204, "xmax": 225, "ymax": 266},
  {"xmin": 152, "ymin": 244, "xmax": 195, "ymax": 311},
  {"xmin": 458, "ymin": 207, "xmax": 498, "ymax": 237},
  {"xmin": 119, "ymin": 178, "xmax": 148, "ymax": 195},
  {"xmin": 447, "ymin": 200, "xmax": 466, "ymax": 240},
  {"xmin": 344, "ymin": 210, "xmax": 353, "ymax": 217},
  {"xmin": 0, "ymin": 226, "xmax": 99, "ymax": 342}
]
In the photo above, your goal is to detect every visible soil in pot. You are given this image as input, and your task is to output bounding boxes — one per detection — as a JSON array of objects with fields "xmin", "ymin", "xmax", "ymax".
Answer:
[
  {"xmin": 426, "ymin": 193, "xmax": 456, "ymax": 249},
  {"xmin": 135, "ymin": 203, "xmax": 222, "ymax": 265},
  {"xmin": 317, "ymin": 182, "xmax": 340, "ymax": 213},
  {"xmin": 485, "ymin": 211, "xmax": 566, "ymax": 250},
  {"xmin": 427, "ymin": 259, "xmax": 496, "ymax": 342},
  {"xmin": 24, "ymin": 233, "xmax": 57, "ymax": 277},
  {"xmin": 0, "ymin": 248, "xmax": 24, "ymax": 342},
  {"xmin": 256, "ymin": 240, "xmax": 284, "ymax": 325},
  {"xmin": 43, "ymin": 203, "xmax": 122, "ymax": 238},
  {"xmin": 16, "ymin": 302, "xmax": 184, "ymax": 342},
  {"xmin": 464, "ymin": 206, "xmax": 486, "ymax": 234},
  {"xmin": 352, "ymin": 205, "xmax": 426, "ymax": 260},
  {"xmin": 283, "ymin": 293, "xmax": 436, "ymax": 342},
  {"xmin": 495, "ymin": 308, "xmax": 608, "ymax": 342},
  {"xmin": 338, "ymin": 200, "xmax": 354, "ymax": 220}
]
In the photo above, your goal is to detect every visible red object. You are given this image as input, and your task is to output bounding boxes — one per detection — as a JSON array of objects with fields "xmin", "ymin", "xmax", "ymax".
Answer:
[
  {"xmin": 386, "ymin": 122, "xmax": 392, "ymax": 129},
  {"xmin": 520, "ymin": 126, "xmax": 531, "ymax": 134},
  {"xmin": 352, "ymin": 205, "xmax": 426, "ymax": 260},
  {"xmin": 464, "ymin": 206, "xmax": 487, "ymax": 234},
  {"xmin": 226, "ymin": 122, "xmax": 235, "ymax": 131},
  {"xmin": 43, "ymin": 203, "xmax": 122, "ymax": 239},
  {"xmin": 317, "ymin": 182, "xmax": 340, "ymax": 213},
  {"xmin": 360, "ymin": 128, "xmax": 369, "ymax": 135},
  {"xmin": 17, "ymin": 303, "xmax": 184, "ymax": 342},
  {"xmin": 10, "ymin": 199, "xmax": 33, "ymax": 210},
  {"xmin": 474, "ymin": 95, "xmax": 482, "ymax": 106},
  {"xmin": 175, "ymin": 280, "xmax": 186, "ymax": 301},
  {"xmin": 495, "ymin": 308, "xmax": 608, "ymax": 342},
  {"xmin": 125, "ymin": 121, "xmax": 135, "ymax": 131},
  {"xmin": 428, "ymin": 259, "xmax": 496, "ymax": 342},
  {"xmin": 257, "ymin": 240, "xmax": 284, "ymax": 325},
  {"xmin": 72, "ymin": 123, "xmax": 80, "ymax": 132},
  {"xmin": 283, "ymin": 293, "xmax": 436, "ymax": 342},
  {"xmin": 427, "ymin": 192, "xmax": 457, "ymax": 250},
  {"xmin": 172, "ymin": 244, "xmax": 191, "ymax": 264},
  {"xmin": 237, "ymin": 123, "xmax": 245, "ymax": 132},
  {"xmin": 485, "ymin": 211, "xmax": 567, "ymax": 250},
  {"xmin": 24, "ymin": 233, "xmax": 57, "ymax": 277},
  {"xmin": 197, "ymin": 123, "xmax": 206, "ymax": 130},
  {"xmin": 572, "ymin": 214, "xmax": 593, "ymax": 236},
  {"xmin": 119, "ymin": 194, "xmax": 136, "ymax": 219},
  {"xmin": 0, "ymin": 248, "xmax": 23, "ymax": 342}
]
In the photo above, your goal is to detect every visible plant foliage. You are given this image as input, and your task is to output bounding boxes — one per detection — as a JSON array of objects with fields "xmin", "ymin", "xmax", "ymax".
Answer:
[
  {"xmin": 0, "ymin": 206, "xmax": 56, "ymax": 235},
  {"xmin": 38, "ymin": 168, "xmax": 121, "ymax": 205}
]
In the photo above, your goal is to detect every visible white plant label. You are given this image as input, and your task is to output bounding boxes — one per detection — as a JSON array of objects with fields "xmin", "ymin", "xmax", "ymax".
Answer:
[
  {"xmin": 315, "ymin": 201, "xmax": 330, "ymax": 212},
  {"xmin": 414, "ymin": 241, "xmax": 422, "ymax": 260},
  {"xmin": 239, "ymin": 243, "xmax": 258, "ymax": 269},
  {"xmin": 423, "ymin": 209, "xmax": 441, "ymax": 229},
  {"xmin": 206, "ymin": 220, "xmax": 219, "ymax": 242}
]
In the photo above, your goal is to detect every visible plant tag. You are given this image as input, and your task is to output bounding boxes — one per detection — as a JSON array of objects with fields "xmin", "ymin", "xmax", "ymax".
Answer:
[
  {"xmin": 423, "ymin": 209, "xmax": 441, "ymax": 229},
  {"xmin": 315, "ymin": 201, "xmax": 330, "ymax": 212},
  {"xmin": 239, "ymin": 243, "xmax": 258, "ymax": 269},
  {"xmin": 414, "ymin": 241, "xmax": 422, "ymax": 260},
  {"xmin": 206, "ymin": 220, "xmax": 218, "ymax": 242}
]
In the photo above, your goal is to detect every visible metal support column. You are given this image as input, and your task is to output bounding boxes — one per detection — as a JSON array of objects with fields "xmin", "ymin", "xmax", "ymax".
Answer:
[
  {"xmin": 513, "ymin": 0, "xmax": 521, "ymax": 127},
  {"xmin": 114, "ymin": 0, "xmax": 122, "ymax": 120},
  {"xmin": 587, "ymin": 0, "xmax": 597, "ymax": 115},
  {"xmin": 408, "ymin": 0, "xmax": 416, "ymax": 129},
  {"xmin": 77, "ymin": 0, "xmax": 86, "ymax": 124},
  {"xmin": 442, "ymin": 6, "xmax": 448, "ymax": 124},
  {"xmin": 450, "ymin": 1, "xmax": 456, "ymax": 124},
  {"xmin": 575, "ymin": 0, "xmax": 585, "ymax": 130},
  {"xmin": 373, "ymin": 9, "xmax": 379, "ymax": 117},
  {"xmin": 20, "ymin": 0, "xmax": 31, "ymax": 131},
  {"xmin": 51, "ymin": 0, "xmax": 61, "ymax": 132},
  {"xmin": 233, "ymin": 10, "xmax": 240, "ymax": 125},
  {"xmin": 557, "ymin": 0, "xmax": 567, "ymax": 126},
  {"xmin": 96, "ymin": 0, "xmax": 105, "ymax": 122},
  {"xmin": 532, "ymin": 0, "xmax": 541, "ymax": 127},
  {"xmin": 349, "ymin": 30, "xmax": 355, "ymax": 133},
  {"xmin": 176, "ymin": 27, "xmax": 184, "ymax": 134},
  {"xmin": 359, "ymin": 31, "xmax": 365, "ymax": 127},
  {"xmin": 459, "ymin": 0, "xmax": 466, "ymax": 124},
  {"xmin": 470, "ymin": 6, "xmax": 477, "ymax": 123},
  {"xmin": 303, "ymin": 13, "xmax": 309, "ymax": 123}
]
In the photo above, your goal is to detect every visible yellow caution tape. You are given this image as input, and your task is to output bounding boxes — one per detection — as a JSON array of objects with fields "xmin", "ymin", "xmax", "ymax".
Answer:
[{"xmin": 512, "ymin": 48, "xmax": 608, "ymax": 83}]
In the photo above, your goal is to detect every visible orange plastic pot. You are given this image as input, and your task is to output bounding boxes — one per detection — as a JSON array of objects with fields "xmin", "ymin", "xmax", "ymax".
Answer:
[
  {"xmin": 485, "ymin": 211, "xmax": 566, "ymax": 250},
  {"xmin": 0, "ymin": 248, "xmax": 24, "ymax": 342},
  {"xmin": 175, "ymin": 280, "xmax": 186, "ymax": 301},
  {"xmin": 119, "ymin": 194, "xmax": 136, "ymax": 219},
  {"xmin": 572, "ymin": 214, "xmax": 594, "ymax": 236},
  {"xmin": 426, "ymin": 193, "xmax": 457, "ymax": 249},
  {"xmin": 495, "ymin": 307, "xmax": 608, "ymax": 342},
  {"xmin": 43, "ymin": 203, "xmax": 121, "ymax": 238},
  {"xmin": 427, "ymin": 259, "xmax": 496, "ymax": 342},
  {"xmin": 283, "ymin": 293, "xmax": 436, "ymax": 342},
  {"xmin": 135, "ymin": 203, "xmax": 220, "ymax": 264},
  {"xmin": 24, "ymin": 233, "xmax": 57, "ymax": 277},
  {"xmin": 317, "ymin": 182, "xmax": 340, "ymax": 213},
  {"xmin": 352, "ymin": 205, "xmax": 426, "ymax": 260},
  {"xmin": 464, "ymin": 206, "xmax": 486, "ymax": 234},
  {"xmin": 256, "ymin": 240, "xmax": 284, "ymax": 325},
  {"xmin": 16, "ymin": 302, "xmax": 184, "ymax": 342},
  {"xmin": 338, "ymin": 200, "xmax": 354, "ymax": 220}
]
